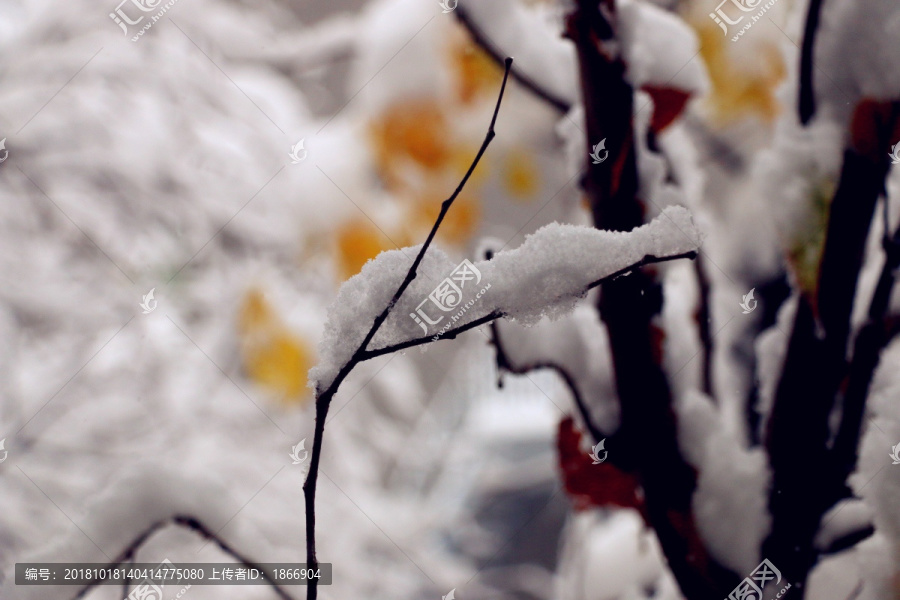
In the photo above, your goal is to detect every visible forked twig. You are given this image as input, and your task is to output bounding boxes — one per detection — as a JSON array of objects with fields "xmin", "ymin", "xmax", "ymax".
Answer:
[{"xmin": 302, "ymin": 57, "xmax": 515, "ymax": 600}]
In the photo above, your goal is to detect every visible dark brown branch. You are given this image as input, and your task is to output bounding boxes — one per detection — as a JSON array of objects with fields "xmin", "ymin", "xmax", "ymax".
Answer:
[
  {"xmin": 763, "ymin": 101, "xmax": 898, "ymax": 592},
  {"xmin": 829, "ymin": 216, "xmax": 900, "ymax": 505},
  {"xmin": 454, "ymin": 6, "xmax": 572, "ymax": 113},
  {"xmin": 303, "ymin": 59, "xmax": 514, "ymax": 600},
  {"xmin": 489, "ymin": 318, "xmax": 605, "ymax": 444},
  {"xmin": 694, "ymin": 256, "xmax": 713, "ymax": 398},
  {"xmin": 71, "ymin": 515, "xmax": 294, "ymax": 600},
  {"xmin": 798, "ymin": 0, "xmax": 825, "ymax": 124},
  {"xmin": 818, "ymin": 524, "xmax": 875, "ymax": 556},
  {"xmin": 565, "ymin": 0, "xmax": 736, "ymax": 596}
]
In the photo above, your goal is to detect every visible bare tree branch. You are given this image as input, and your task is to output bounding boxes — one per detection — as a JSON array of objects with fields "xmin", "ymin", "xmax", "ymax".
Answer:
[
  {"xmin": 694, "ymin": 256, "xmax": 714, "ymax": 398},
  {"xmin": 454, "ymin": 6, "xmax": 572, "ymax": 113},
  {"xmin": 763, "ymin": 100, "xmax": 899, "ymax": 592},
  {"xmin": 564, "ymin": 0, "xmax": 738, "ymax": 596},
  {"xmin": 829, "ymin": 210, "xmax": 900, "ymax": 507},
  {"xmin": 303, "ymin": 58, "xmax": 514, "ymax": 600},
  {"xmin": 798, "ymin": 0, "xmax": 825, "ymax": 124},
  {"xmin": 70, "ymin": 515, "xmax": 294, "ymax": 600}
]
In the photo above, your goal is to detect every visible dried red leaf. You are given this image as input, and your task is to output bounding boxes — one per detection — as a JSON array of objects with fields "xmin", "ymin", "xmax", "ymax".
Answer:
[
  {"xmin": 641, "ymin": 86, "xmax": 691, "ymax": 135},
  {"xmin": 557, "ymin": 416, "xmax": 645, "ymax": 515}
]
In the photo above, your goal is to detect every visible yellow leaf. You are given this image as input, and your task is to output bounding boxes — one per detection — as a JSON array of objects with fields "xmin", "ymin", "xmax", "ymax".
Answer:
[
  {"xmin": 447, "ymin": 27, "xmax": 503, "ymax": 105},
  {"xmin": 409, "ymin": 191, "xmax": 481, "ymax": 246},
  {"xmin": 502, "ymin": 149, "xmax": 540, "ymax": 201},
  {"xmin": 238, "ymin": 289, "xmax": 313, "ymax": 404},
  {"xmin": 691, "ymin": 18, "xmax": 785, "ymax": 124},
  {"xmin": 368, "ymin": 98, "xmax": 451, "ymax": 191},
  {"xmin": 336, "ymin": 218, "xmax": 393, "ymax": 280},
  {"xmin": 786, "ymin": 178, "xmax": 833, "ymax": 297}
]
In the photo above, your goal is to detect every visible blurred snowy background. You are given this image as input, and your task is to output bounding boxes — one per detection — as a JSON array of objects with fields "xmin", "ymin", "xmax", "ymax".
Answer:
[{"xmin": 1, "ymin": 0, "xmax": 899, "ymax": 599}]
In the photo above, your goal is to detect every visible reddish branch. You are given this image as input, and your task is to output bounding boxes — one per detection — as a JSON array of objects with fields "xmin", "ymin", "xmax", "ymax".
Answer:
[{"xmin": 564, "ymin": 0, "xmax": 736, "ymax": 596}]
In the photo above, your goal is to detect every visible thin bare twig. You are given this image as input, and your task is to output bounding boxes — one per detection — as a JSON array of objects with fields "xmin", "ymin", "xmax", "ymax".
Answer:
[
  {"xmin": 489, "ymin": 316, "xmax": 610, "ymax": 448},
  {"xmin": 303, "ymin": 58, "xmax": 514, "ymax": 600},
  {"xmin": 798, "ymin": 0, "xmax": 825, "ymax": 124},
  {"xmin": 693, "ymin": 257, "xmax": 713, "ymax": 398},
  {"xmin": 70, "ymin": 515, "xmax": 294, "ymax": 600},
  {"xmin": 454, "ymin": 6, "xmax": 572, "ymax": 113}
]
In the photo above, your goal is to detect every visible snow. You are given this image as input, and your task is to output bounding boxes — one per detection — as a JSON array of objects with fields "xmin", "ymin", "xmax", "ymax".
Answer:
[
  {"xmin": 817, "ymin": 0, "xmax": 900, "ymax": 123},
  {"xmin": 556, "ymin": 510, "xmax": 683, "ymax": 600},
  {"xmin": 5, "ymin": 0, "xmax": 900, "ymax": 597},
  {"xmin": 815, "ymin": 499, "xmax": 875, "ymax": 552},
  {"xmin": 675, "ymin": 390, "xmax": 771, "ymax": 575},
  {"xmin": 311, "ymin": 205, "xmax": 703, "ymax": 391},
  {"xmin": 618, "ymin": 0, "xmax": 709, "ymax": 95}
]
